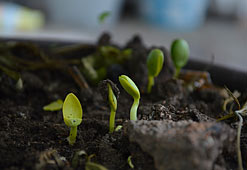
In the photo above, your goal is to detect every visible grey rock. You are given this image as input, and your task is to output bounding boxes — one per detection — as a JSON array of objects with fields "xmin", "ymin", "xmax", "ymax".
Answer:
[{"xmin": 126, "ymin": 120, "xmax": 235, "ymax": 170}]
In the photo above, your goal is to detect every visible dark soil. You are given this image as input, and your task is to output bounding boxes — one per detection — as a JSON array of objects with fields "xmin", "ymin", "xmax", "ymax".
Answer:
[{"xmin": 0, "ymin": 34, "xmax": 246, "ymax": 170}]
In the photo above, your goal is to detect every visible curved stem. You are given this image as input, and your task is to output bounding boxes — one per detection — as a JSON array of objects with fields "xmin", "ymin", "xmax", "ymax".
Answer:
[
  {"xmin": 130, "ymin": 98, "xmax": 139, "ymax": 121},
  {"xmin": 174, "ymin": 67, "xmax": 181, "ymax": 79},
  {"xmin": 109, "ymin": 109, "xmax": 116, "ymax": 133},
  {"xmin": 147, "ymin": 75, "xmax": 154, "ymax": 94},
  {"xmin": 235, "ymin": 111, "xmax": 243, "ymax": 170},
  {"xmin": 68, "ymin": 126, "xmax": 77, "ymax": 145}
]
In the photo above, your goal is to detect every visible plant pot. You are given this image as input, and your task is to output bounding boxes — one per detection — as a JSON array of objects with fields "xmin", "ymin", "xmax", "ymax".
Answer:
[{"xmin": 0, "ymin": 34, "xmax": 246, "ymax": 170}]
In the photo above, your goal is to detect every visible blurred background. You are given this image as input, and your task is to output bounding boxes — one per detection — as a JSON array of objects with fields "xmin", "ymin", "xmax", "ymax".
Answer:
[{"xmin": 0, "ymin": 0, "xmax": 247, "ymax": 71}]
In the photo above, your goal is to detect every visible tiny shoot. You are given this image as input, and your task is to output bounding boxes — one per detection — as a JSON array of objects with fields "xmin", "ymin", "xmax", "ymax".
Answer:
[
  {"xmin": 171, "ymin": 39, "xmax": 190, "ymax": 78},
  {"xmin": 107, "ymin": 83, "xmax": 117, "ymax": 133},
  {"xmin": 127, "ymin": 156, "xmax": 134, "ymax": 169},
  {"xmin": 146, "ymin": 49, "xmax": 164, "ymax": 93},
  {"xmin": 119, "ymin": 75, "xmax": 140, "ymax": 121},
  {"xmin": 63, "ymin": 93, "xmax": 83, "ymax": 145},
  {"xmin": 98, "ymin": 11, "xmax": 111, "ymax": 24}
]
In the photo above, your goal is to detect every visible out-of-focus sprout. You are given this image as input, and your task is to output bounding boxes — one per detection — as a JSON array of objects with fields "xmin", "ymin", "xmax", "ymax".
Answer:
[
  {"xmin": 98, "ymin": 11, "xmax": 111, "ymax": 24},
  {"xmin": 146, "ymin": 49, "xmax": 164, "ymax": 93},
  {"xmin": 43, "ymin": 99, "xmax": 63, "ymax": 111},
  {"xmin": 171, "ymin": 39, "xmax": 190, "ymax": 78}
]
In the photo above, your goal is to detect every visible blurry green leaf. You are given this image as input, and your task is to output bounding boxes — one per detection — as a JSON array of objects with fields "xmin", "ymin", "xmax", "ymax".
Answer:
[
  {"xmin": 127, "ymin": 156, "xmax": 134, "ymax": 169},
  {"xmin": 43, "ymin": 99, "xmax": 63, "ymax": 111},
  {"xmin": 86, "ymin": 161, "xmax": 108, "ymax": 170},
  {"xmin": 115, "ymin": 125, "xmax": 122, "ymax": 132},
  {"xmin": 98, "ymin": 11, "xmax": 111, "ymax": 24},
  {"xmin": 147, "ymin": 49, "xmax": 164, "ymax": 77},
  {"xmin": 100, "ymin": 46, "xmax": 120, "ymax": 58}
]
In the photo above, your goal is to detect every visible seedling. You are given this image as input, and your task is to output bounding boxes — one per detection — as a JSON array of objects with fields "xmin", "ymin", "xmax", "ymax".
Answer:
[
  {"xmin": 98, "ymin": 80, "xmax": 119, "ymax": 133},
  {"xmin": 72, "ymin": 150, "xmax": 108, "ymax": 170},
  {"xmin": 107, "ymin": 83, "xmax": 117, "ymax": 133},
  {"xmin": 98, "ymin": 11, "xmax": 111, "ymax": 24},
  {"xmin": 171, "ymin": 39, "xmax": 190, "ymax": 78},
  {"xmin": 119, "ymin": 75, "xmax": 140, "ymax": 121},
  {"xmin": 146, "ymin": 49, "xmax": 164, "ymax": 93},
  {"xmin": 127, "ymin": 156, "xmax": 134, "ymax": 169},
  {"xmin": 63, "ymin": 93, "xmax": 83, "ymax": 145}
]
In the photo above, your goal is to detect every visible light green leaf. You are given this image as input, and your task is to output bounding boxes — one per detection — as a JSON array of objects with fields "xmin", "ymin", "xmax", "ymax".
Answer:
[
  {"xmin": 127, "ymin": 156, "xmax": 134, "ymax": 169},
  {"xmin": 63, "ymin": 93, "xmax": 83, "ymax": 127},
  {"xmin": 119, "ymin": 75, "xmax": 140, "ymax": 99},
  {"xmin": 43, "ymin": 99, "xmax": 63, "ymax": 111},
  {"xmin": 147, "ymin": 49, "xmax": 164, "ymax": 77},
  {"xmin": 171, "ymin": 39, "xmax": 189, "ymax": 69}
]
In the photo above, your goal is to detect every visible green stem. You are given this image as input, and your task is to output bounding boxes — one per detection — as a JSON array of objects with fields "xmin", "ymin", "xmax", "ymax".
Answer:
[
  {"xmin": 174, "ymin": 67, "xmax": 181, "ymax": 79},
  {"xmin": 130, "ymin": 98, "xmax": 139, "ymax": 121},
  {"xmin": 109, "ymin": 109, "xmax": 116, "ymax": 133},
  {"xmin": 68, "ymin": 126, "xmax": 77, "ymax": 145},
  {"xmin": 235, "ymin": 111, "xmax": 243, "ymax": 170},
  {"xmin": 147, "ymin": 75, "xmax": 154, "ymax": 94}
]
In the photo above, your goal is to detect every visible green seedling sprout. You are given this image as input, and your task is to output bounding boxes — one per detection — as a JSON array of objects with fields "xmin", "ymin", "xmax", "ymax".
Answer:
[
  {"xmin": 107, "ymin": 83, "xmax": 117, "ymax": 133},
  {"xmin": 119, "ymin": 75, "xmax": 140, "ymax": 121},
  {"xmin": 115, "ymin": 125, "xmax": 122, "ymax": 132},
  {"xmin": 98, "ymin": 11, "xmax": 111, "ymax": 24},
  {"xmin": 72, "ymin": 150, "xmax": 108, "ymax": 170},
  {"xmin": 146, "ymin": 49, "xmax": 164, "ymax": 93},
  {"xmin": 43, "ymin": 99, "xmax": 63, "ymax": 111},
  {"xmin": 171, "ymin": 39, "xmax": 190, "ymax": 78},
  {"xmin": 63, "ymin": 93, "xmax": 82, "ymax": 145},
  {"xmin": 127, "ymin": 156, "xmax": 134, "ymax": 169}
]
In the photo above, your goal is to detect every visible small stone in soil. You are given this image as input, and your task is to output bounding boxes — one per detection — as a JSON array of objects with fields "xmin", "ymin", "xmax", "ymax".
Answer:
[{"xmin": 126, "ymin": 120, "xmax": 236, "ymax": 170}]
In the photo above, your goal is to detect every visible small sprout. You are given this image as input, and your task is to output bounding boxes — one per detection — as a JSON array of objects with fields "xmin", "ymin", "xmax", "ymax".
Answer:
[
  {"xmin": 171, "ymin": 39, "xmax": 190, "ymax": 78},
  {"xmin": 63, "ymin": 93, "xmax": 83, "ymax": 145},
  {"xmin": 146, "ymin": 49, "xmax": 164, "ymax": 93},
  {"xmin": 127, "ymin": 156, "xmax": 134, "ymax": 169},
  {"xmin": 115, "ymin": 125, "xmax": 123, "ymax": 132},
  {"xmin": 119, "ymin": 75, "xmax": 140, "ymax": 121},
  {"xmin": 98, "ymin": 11, "xmax": 111, "ymax": 24},
  {"xmin": 98, "ymin": 80, "xmax": 119, "ymax": 133},
  {"xmin": 15, "ymin": 78, "xmax": 23, "ymax": 91},
  {"xmin": 43, "ymin": 99, "xmax": 63, "ymax": 111},
  {"xmin": 72, "ymin": 150, "xmax": 108, "ymax": 170},
  {"xmin": 107, "ymin": 83, "xmax": 117, "ymax": 133}
]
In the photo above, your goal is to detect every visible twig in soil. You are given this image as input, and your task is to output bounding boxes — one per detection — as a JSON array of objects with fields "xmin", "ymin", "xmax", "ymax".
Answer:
[
  {"xmin": 235, "ymin": 110, "xmax": 244, "ymax": 170},
  {"xmin": 68, "ymin": 66, "xmax": 92, "ymax": 92},
  {"xmin": 218, "ymin": 87, "xmax": 245, "ymax": 170}
]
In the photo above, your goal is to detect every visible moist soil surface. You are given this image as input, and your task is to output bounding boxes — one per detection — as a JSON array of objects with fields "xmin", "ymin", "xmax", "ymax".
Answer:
[{"xmin": 0, "ymin": 34, "xmax": 246, "ymax": 170}]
